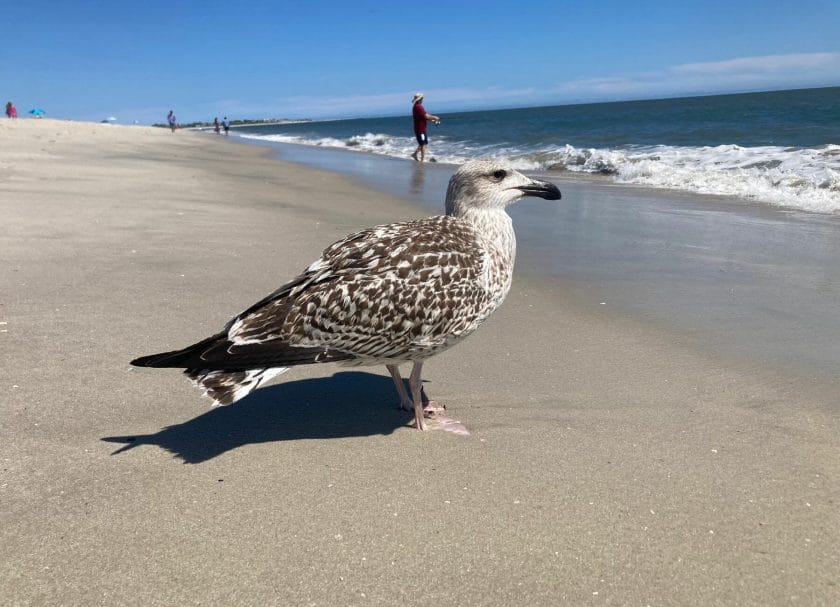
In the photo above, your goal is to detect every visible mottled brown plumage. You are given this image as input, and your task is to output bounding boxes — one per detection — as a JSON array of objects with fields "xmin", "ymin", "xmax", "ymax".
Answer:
[{"xmin": 131, "ymin": 160, "xmax": 561, "ymax": 431}]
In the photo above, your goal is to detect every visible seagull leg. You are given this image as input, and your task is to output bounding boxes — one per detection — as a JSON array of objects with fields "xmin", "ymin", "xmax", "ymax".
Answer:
[
  {"xmin": 386, "ymin": 364, "xmax": 413, "ymax": 411},
  {"xmin": 408, "ymin": 363, "xmax": 468, "ymax": 434},
  {"xmin": 408, "ymin": 361, "xmax": 427, "ymax": 431}
]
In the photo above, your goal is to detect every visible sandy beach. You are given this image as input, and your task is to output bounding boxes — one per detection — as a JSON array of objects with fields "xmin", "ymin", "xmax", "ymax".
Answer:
[{"xmin": 1, "ymin": 119, "xmax": 838, "ymax": 605}]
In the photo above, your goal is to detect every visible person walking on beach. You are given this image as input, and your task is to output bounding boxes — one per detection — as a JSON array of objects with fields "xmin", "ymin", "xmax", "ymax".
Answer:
[
  {"xmin": 5, "ymin": 101, "xmax": 17, "ymax": 118},
  {"xmin": 167, "ymin": 110, "xmax": 177, "ymax": 132},
  {"xmin": 213, "ymin": 117, "xmax": 220, "ymax": 134},
  {"xmin": 411, "ymin": 92, "xmax": 440, "ymax": 162},
  {"xmin": 222, "ymin": 116, "xmax": 230, "ymax": 135}
]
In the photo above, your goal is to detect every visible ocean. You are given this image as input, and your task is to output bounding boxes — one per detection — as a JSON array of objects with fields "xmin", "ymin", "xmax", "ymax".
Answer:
[{"xmin": 236, "ymin": 87, "xmax": 840, "ymax": 214}]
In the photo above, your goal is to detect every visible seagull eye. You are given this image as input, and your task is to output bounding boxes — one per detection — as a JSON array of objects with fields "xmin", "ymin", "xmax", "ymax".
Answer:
[{"xmin": 492, "ymin": 169, "xmax": 507, "ymax": 181}]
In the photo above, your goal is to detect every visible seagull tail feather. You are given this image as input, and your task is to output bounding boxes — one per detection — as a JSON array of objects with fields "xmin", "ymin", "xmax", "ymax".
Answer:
[
  {"xmin": 185, "ymin": 367, "xmax": 290, "ymax": 406},
  {"xmin": 130, "ymin": 333, "xmax": 224, "ymax": 368},
  {"xmin": 132, "ymin": 332, "xmax": 356, "ymax": 371}
]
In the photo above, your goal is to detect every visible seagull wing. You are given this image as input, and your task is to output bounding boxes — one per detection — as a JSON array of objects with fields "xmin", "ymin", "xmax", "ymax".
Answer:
[
  {"xmin": 228, "ymin": 215, "xmax": 487, "ymax": 360},
  {"xmin": 132, "ymin": 216, "xmax": 487, "ymax": 371}
]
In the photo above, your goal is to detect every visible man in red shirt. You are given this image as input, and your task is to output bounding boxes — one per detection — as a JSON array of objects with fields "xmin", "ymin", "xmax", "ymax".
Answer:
[{"xmin": 411, "ymin": 92, "xmax": 440, "ymax": 162}]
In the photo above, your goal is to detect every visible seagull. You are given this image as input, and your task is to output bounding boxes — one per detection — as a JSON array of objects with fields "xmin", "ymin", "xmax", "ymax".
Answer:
[{"xmin": 131, "ymin": 159, "xmax": 561, "ymax": 431}]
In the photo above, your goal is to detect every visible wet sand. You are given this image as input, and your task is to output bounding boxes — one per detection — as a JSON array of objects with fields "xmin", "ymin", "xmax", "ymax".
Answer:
[{"xmin": 1, "ymin": 119, "xmax": 838, "ymax": 605}]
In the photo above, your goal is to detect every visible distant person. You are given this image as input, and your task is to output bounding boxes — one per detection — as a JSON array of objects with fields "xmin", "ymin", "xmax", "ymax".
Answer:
[
  {"xmin": 411, "ymin": 92, "xmax": 440, "ymax": 162},
  {"xmin": 222, "ymin": 116, "xmax": 230, "ymax": 135},
  {"xmin": 167, "ymin": 110, "xmax": 177, "ymax": 132},
  {"xmin": 5, "ymin": 101, "xmax": 17, "ymax": 118},
  {"xmin": 213, "ymin": 117, "xmax": 220, "ymax": 134}
]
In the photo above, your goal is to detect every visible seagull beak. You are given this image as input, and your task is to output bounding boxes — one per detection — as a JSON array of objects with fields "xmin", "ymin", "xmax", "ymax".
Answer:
[{"xmin": 514, "ymin": 179, "xmax": 562, "ymax": 200}]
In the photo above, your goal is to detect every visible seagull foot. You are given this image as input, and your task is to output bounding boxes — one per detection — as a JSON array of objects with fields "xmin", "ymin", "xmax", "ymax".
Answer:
[{"xmin": 399, "ymin": 399, "xmax": 444, "ymax": 414}]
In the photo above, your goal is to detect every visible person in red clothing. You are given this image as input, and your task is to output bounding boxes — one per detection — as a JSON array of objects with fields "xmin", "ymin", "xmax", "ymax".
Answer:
[{"xmin": 411, "ymin": 92, "xmax": 440, "ymax": 162}]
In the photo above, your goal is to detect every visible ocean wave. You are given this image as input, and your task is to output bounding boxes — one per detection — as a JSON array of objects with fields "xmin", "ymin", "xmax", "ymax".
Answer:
[
  {"xmin": 237, "ymin": 132, "xmax": 840, "ymax": 214},
  {"xmin": 545, "ymin": 143, "xmax": 840, "ymax": 213}
]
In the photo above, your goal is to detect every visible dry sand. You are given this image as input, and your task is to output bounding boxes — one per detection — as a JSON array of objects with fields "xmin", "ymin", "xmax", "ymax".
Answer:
[{"xmin": 1, "ymin": 119, "xmax": 838, "ymax": 605}]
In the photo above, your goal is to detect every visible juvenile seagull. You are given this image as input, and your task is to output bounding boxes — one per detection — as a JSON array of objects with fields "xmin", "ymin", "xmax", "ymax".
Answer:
[{"xmin": 131, "ymin": 160, "xmax": 561, "ymax": 431}]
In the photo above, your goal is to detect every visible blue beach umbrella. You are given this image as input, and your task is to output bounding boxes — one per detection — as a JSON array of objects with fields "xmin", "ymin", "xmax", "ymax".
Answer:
[{"xmin": 29, "ymin": 108, "xmax": 45, "ymax": 117}]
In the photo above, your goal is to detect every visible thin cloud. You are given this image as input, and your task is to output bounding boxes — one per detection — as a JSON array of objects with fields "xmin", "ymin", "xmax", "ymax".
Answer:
[
  {"xmin": 264, "ymin": 86, "xmax": 538, "ymax": 118},
  {"xmin": 671, "ymin": 52, "xmax": 840, "ymax": 76},
  {"xmin": 550, "ymin": 52, "xmax": 840, "ymax": 102},
  {"xmin": 119, "ymin": 52, "xmax": 840, "ymax": 123},
  {"xmin": 310, "ymin": 52, "xmax": 840, "ymax": 116}
]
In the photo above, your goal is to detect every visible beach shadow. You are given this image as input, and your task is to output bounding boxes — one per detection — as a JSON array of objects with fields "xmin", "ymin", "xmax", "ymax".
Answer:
[{"xmin": 102, "ymin": 371, "xmax": 411, "ymax": 463}]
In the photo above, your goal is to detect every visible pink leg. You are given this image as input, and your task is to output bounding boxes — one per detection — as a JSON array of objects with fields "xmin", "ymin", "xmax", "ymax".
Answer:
[
  {"xmin": 408, "ymin": 361, "xmax": 427, "ymax": 431},
  {"xmin": 389, "ymin": 364, "xmax": 445, "ymax": 413},
  {"xmin": 409, "ymin": 362, "xmax": 469, "ymax": 435},
  {"xmin": 386, "ymin": 364, "xmax": 413, "ymax": 411}
]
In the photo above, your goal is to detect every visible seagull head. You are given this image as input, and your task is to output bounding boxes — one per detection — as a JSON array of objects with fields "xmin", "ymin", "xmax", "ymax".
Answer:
[{"xmin": 445, "ymin": 159, "xmax": 561, "ymax": 217}]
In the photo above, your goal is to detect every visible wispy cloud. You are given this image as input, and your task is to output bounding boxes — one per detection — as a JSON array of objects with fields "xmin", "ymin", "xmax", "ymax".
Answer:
[
  {"xmin": 671, "ymin": 52, "xmax": 840, "ymax": 76},
  {"xmin": 120, "ymin": 52, "xmax": 840, "ymax": 123},
  {"xmin": 253, "ymin": 86, "xmax": 537, "ymax": 119},
  {"xmin": 323, "ymin": 52, "xmax": 839, "ymax": 116},
  {"xmin": 163, "ymin": 86, "xmax": 539, "ymax": 123},
  {"xmin": 547, "ymin": 52, "xmax": 840, "ymax": 103}
]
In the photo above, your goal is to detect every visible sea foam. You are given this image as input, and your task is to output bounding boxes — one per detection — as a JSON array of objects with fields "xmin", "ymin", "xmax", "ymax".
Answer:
[{"xmin": 238, "ymin": 132, "xmax": 840, "ymax": 214}]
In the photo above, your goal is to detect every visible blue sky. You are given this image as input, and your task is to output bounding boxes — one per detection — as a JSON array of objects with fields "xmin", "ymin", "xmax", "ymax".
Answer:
[{"xmin": 3, "ymin": 0, "xmax": 839, "ymax": 124}]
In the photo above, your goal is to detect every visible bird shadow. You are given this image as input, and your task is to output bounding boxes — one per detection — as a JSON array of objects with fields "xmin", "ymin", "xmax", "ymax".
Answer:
[{"xmin": 102, "ymin": 371, "xmax": 414, "ymax": 464}]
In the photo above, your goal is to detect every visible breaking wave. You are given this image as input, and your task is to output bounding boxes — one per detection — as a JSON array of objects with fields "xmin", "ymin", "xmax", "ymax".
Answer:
[{"xmin": 238, "ymin": 132, "xmax": 840, "ymax": 214}]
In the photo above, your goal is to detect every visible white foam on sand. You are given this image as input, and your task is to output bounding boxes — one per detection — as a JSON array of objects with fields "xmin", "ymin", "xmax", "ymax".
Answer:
[{"xmin": 238, "ymin": 130, "xmax": 840, "ymax": 214}]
